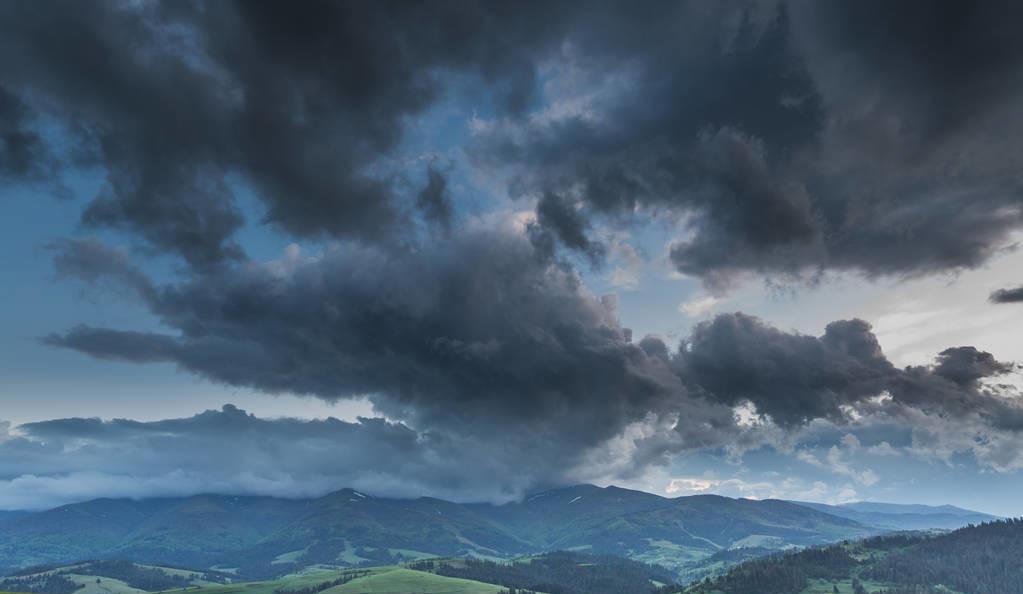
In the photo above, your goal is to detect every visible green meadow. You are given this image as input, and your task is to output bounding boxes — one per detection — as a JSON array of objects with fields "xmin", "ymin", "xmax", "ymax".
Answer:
[{"xmin": 154, "ymin": 565, "xmax": 509, "ymax": 594}]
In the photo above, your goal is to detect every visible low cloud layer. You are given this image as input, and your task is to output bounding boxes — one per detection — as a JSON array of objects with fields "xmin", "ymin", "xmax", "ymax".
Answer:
[{"xmin": 0, "ymin": 405, "xmax": 553, "ymax": 510}]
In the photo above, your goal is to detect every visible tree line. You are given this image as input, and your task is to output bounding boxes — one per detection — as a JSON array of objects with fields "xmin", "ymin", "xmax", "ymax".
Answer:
[
  {"xmin": 273, "ymin": 569, "xmax": 371, "ymax": 594},
  {"xmin": 0, "ymin": 560, "xmax": 233, "ymax": 594},
  {"xmin": 0, "ymin": 574, "xmax": 83, "ymax": 594},
  {"xmin": 75, "ymin": 560, "xmax": 197, "ymax": 591}
]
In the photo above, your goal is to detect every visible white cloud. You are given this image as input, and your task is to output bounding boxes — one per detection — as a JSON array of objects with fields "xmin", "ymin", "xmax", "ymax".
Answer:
[
  {"xmin": 664, "ymin": 474, "xmax": 859, "ymax": 504},
  {"xmin": 798, "ymin": 435, "xmax": 880, "ymax": 487},
  {"xmin": 679, "ymin": 295, "xmax": 722, "ymax": 317},
  {"xmin": 599, "ymin": 231, "xmax": 646, "ymax": 291},
  {"xmin": 665, "ymin": 477, "xmax": 718, "ymax": 494},
  {"xmin": 865, "ymin": 441, "xmax": 900, "ymax": 457},
  {"xmin": 840, "ymin": 433, "xmax": 861, "ymax": 450}
]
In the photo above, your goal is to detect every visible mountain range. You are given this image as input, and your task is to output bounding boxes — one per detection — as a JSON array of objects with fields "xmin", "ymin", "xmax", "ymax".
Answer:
[
  {"xmin": 0, "ymin": 485, "xmax": 993, "ymax": 580},
  {"xmin": 789, "ymin": 500, "xmax": 998, "ymax": 531}
]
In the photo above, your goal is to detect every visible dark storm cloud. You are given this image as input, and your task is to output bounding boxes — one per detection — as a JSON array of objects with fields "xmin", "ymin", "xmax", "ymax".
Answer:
[
  {"xmin": 472, "ymin": 2, "xmax": 827, "ymax": 279},
  {"xmin": 931, "ymin": 347, "xmax": 1014, "ymax": 388},
  {"xmin": 0, "ymin": 86, "xmax": 50, "ymax": 180},
  {"xmin": 37, "ymin": 231, "xmax": 1023, "ymax": 498},
  {"xmin": 534, "ymin": 192, "xmax": 605, "ymax": 264},
  {"xmin": 802, "ymin": 0, "xmax": 1023, "ymax": 141},
  {"xmin": 16, "ymin": 0, "xmax": 1023, "ymax": 502},
  {"xmin": 416, "ymin": 168, "xmax": 453, "ymax": 234},
  {"xmin": 40, "ymin": 232, "xmax": 766, "ymax": 501},
  {"xmin": 470, "ymin": 0, "xmax": 1023, "ymax": 288},
  {"xmin": 47, "ymin": 233, "xmax": 1023, "ymax": 448},
  {"xmin": 990, "ymin": 286, "xmax": 1023, "ymax": 304},
  {"xmin": 8, "ymin": 0, "xmax": 1022, "ymax": 280},
  {"xmin": 43, "ymin": 326, "xmax": 178, "ymax": 364},
  {"xmin": 48, "ymin": 238, "xmax": 157, "ymax": 302},
  {"xmin": 0, "ymin": 0, "xmax": 572, "ymax": 267},
  {"xmin": 676, "ymin": 314, "xmax": 894, "ymax": 426},
  {"xmin": 675, "ymin": 313, "xmax": 1022, "ymax": 429},
  {"xmin": 45, "ymin": 231, "xmax": 717, "ymax": 457}
]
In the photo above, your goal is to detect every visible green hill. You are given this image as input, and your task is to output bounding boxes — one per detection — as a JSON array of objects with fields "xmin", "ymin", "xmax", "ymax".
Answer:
[
  {"xmin": 323, "ymin": 568, "xmax": 505, "ymax": 594},
  {"xmin": 0, "ymin": 562, "xmax": 521, "ymax": 594},
  {"xmin": 0, "ymin": 552, "xmax": 679, "ymax": 594},
  {"xmin": 0, "ymin": 560, "xmax": 234, "ymax": 594}
]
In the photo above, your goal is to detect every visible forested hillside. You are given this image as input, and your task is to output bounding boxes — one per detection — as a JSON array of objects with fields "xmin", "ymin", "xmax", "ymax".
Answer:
[
  {"xmin": 865, "ymin": 519, "xmax": 1023, "ymax": 593},
  {"xmin": 685, "ymin": 519, "xmax": 1023, "ymax": 594}
]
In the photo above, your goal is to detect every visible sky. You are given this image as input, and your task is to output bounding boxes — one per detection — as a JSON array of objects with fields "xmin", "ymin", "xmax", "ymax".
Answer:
[{"xmin": 2, "ymin": 0, "xmax": 1023, "ymax": 516}]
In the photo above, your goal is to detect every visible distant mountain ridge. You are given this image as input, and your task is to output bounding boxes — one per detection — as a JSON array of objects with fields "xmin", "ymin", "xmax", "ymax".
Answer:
[
  {"xmin": 0, "ymin": 484, "xmax": 874, "ymax": 578},
  {"xmin": 789, "ymin": 499, "xmax": 999, "ymax": 531},
  {"xmin": 3, "ymin": 486, "xmax": 991, "ymax": 581}
]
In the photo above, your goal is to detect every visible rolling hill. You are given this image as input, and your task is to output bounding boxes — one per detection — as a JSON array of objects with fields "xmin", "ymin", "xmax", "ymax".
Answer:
[
  {"xmin": 0, "ymin": 560, "xmax": 235, "ymax": 594},
  {"xmin": 0, "ymin": 553, "xmax": 679, "ymax": 594},
  {"xmin": 0, "ymin": 485, "xmax": 876, "ymax": 579},
  {"xmin": 478, "ymin": 487, "xmax": 874, "ymax": 572},
  {"xmin": 0, "ymin": 562, "xmax": 504, "ymax": 594}
]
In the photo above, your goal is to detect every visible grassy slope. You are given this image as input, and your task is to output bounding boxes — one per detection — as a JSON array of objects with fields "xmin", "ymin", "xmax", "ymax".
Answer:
[
  {"xmin": 64, "ymin": 574, "xmax": 146, "ymax": 594},
  {"xmin": 177, "ymin": 566, "xmax": 368, "ymax": 594},
  {"xmin": 324, "ymin": 568, "xmax": 506, "ymax": 594},
  {"xmin": 158, "ymin": 566, "xmax": 508, "ymax": 594}
]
